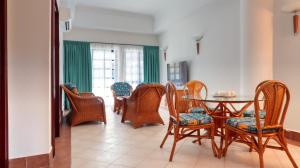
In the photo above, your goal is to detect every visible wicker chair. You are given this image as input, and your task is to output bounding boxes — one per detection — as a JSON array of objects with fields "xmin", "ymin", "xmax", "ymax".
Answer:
[
  {"xmin": 121, "ymin": 84, "xmax": 165, "ymax": 128},
  {"xmin": 223, "ymin": 80, "xmax": 298, "ymax": 168},
  {"xmin": 111, "ymin": 82, "xmax": 133, "ymax": 114},
  {"xmin": 61, "ymin": 84, "xmax": 106, "ymax": 126},
  {"xmin": 160, "ymin": 82, "xmax": 218, "ymax": 161}
]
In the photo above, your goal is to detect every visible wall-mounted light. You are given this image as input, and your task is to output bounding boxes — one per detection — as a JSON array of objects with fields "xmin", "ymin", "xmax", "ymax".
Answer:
[
  {"xmin": 163, "ymin": 47, "xmax": 168, "ymax": 61},
  {"xmin": 282, "ymin": 2, "xmax": 300, "ymax": 35},
  {"xmin": 195, "ymin": 35, "xmax": 204, "ymax": 55},
  {"xmin": 293, "ymin": 13, "xmax": 299, "ymax": 34}
]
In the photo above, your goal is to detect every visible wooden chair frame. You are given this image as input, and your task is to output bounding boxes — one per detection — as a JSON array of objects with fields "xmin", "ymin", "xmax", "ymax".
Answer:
[
  {"xmin": 183, "ymin": 80, "xmax": 208, "ymax": 110},
  {"xmin": 160, "ymin": 82, "xmax": 218, "ymax": 161},
  {"xmin": 223, "ymin": 80, "xmax": 298, "ymax": 168}
]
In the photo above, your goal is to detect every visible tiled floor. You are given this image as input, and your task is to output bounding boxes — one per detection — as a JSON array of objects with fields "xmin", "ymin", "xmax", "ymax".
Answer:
[{"xmin": 72, "ymin": 107, "xmax": 300, "ymax": 168}]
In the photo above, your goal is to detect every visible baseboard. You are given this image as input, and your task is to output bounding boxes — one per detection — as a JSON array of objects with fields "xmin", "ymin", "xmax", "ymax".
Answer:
[
  {"xmin": 9, "ymin": 150, "xmax": 53, "ymax": 168},
  {"xmin": 285, "ymin": 129, "xmax": 300, "ymax": 146}
]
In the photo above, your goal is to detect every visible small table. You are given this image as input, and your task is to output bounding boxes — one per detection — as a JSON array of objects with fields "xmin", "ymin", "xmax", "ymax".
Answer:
[{"xmin": 183, "ymin": 95, "xmax": 257, "ymax": 157}]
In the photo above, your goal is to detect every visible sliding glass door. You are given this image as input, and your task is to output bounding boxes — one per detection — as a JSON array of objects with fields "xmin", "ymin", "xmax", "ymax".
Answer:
[
  {"xmin": 91, "ymin": 46, "xmax": 118, "ymax": 106},
  {"xmin": 91, "ymin": 44, "xmax": 144, "ymax": 107}
]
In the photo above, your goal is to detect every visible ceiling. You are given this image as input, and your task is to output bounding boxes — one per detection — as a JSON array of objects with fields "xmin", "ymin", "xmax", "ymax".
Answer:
[{"xmin": 76, "ymin": 0, "xmax": 214, "ymax": 17}]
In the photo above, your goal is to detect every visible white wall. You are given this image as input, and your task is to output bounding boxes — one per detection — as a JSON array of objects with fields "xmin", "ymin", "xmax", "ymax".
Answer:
[
  {"xmin": 240, "ymin": 0, "xmax": 274, "ymax": 95},
  {"xmin": 274, "ymin": 0, "xmax": 300, "ymax": 132},
  {"xmin": 73, "ymin": 5, "xmax": 155, "ymax": 34},
  {"xmin": 7, "ymin": 0, "xmax": 51, "ymax": 158},
  {"xmin": 64, "ymin": 27, "xmax": 159, "ymax": 46},
  {"xmin": 159, "ymin": 0, "xmax": 241, "ymax": 94}
]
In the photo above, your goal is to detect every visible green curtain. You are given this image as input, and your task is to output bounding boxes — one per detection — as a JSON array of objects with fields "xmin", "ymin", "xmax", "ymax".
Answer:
[
  {"xmin": 64, "ymin": 40, "xmax": 92, "ymax": 108},
  {"xmin": 143, "ymin": 46, "xmax": 160, "ymax": 83}
]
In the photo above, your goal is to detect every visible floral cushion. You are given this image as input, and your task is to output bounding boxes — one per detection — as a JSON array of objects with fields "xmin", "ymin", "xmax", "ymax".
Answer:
[
  {"xmin": 179, "ymin": 113, "xmax": 212, "ymax": 126},
  {"xmin": 226, "ymin": 117, "xmax": 279, "ymax": 134},
  {"xmin": 111, "ymin": 82, "xmax": 132, "ymax": 96},
  {"xmin": 65, "ymin": 82, "xmax": 76, "ymax": 90},
  {"xmin": 243, "ymin": 110, "xmax": 266, "ymax": 119},
  {"xmin": 65, "ymin": 83, "xmax": 79, "ymax": 95}
]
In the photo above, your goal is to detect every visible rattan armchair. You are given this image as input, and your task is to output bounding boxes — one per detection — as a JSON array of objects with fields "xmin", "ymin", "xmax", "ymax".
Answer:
[
  {"xmin": 223, "ymin": 80, "xmax": 298, "ymax": 168},
  {"xmin": 121, "ymin": 84, "xmax": 165, "ymax": 128},
  {"xmin": 61, "ymin": 85, "xmax": 106, "ymax": 126}
]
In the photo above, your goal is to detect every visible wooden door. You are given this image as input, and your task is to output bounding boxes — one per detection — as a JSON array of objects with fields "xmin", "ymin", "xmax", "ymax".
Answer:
[
  {"xmin": 0, "ymin": 0, "xmax": 9, "ymax": 167},
  {"xmin": 51, "ymin": 0, "xmax": 60, "ymax": 157}
]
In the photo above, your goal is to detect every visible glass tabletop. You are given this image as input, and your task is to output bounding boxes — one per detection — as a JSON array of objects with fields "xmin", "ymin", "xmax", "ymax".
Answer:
[{"xmin": 182, "ymin": 95, "xmax": 258, "ymax": 103}]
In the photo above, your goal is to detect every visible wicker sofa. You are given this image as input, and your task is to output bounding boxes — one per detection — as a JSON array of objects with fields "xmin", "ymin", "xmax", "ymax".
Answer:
[
  {"xmin": 61, "ymin": 84, "xmax": 106, "ymax": 126},
  {"xmin": 121, "ymin": 84, "xmax": 165, "ymax": 128}
]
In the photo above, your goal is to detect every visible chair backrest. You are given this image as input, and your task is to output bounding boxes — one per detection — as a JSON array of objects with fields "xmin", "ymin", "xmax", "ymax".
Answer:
[
  {"xmin": 165, "ymin": 82, "xmax": 179, "ymax": 121},
  {"xmin": 130, "ymin": 84, "xmax": 165, "ymax": 114},
  {"xmin": 254, "ymin": 80, "xmax": 290, "ymax": 130},
  {"xmin": 184, "ymin": 80, "xmax": 208, "ymax": 99},
  {"xmin": 255, "ymin": 80, "xmax": 271, "ymax": 111},
  {"xmin": 111, "ymin": 82, "xmax": 133, "ymax": 96},
  {"xmin": 61, "ymin": 84, "xmax": 80, "ymax": 113}
]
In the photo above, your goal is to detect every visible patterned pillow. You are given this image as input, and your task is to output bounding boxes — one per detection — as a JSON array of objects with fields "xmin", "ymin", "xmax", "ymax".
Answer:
[
  {"xmin": 112, "ymin": 82, "xmax": 132, "ymax": 96},
  {"xmin": 65, "ymin": 82, "xmax": 76, "ymax": 90},
  {"xmin": 190, "ymin": 107, "xmax": 206, "ymax": 113},
  {"xmin": 65, "ymin": 83, "xmax": 78, "ymax": 95}
]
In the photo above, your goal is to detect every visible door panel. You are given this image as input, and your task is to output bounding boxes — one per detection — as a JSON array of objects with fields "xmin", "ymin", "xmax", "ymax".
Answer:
[{"xmin": 0, "ymin": 0, "xmax": 8, "ymax": 167}]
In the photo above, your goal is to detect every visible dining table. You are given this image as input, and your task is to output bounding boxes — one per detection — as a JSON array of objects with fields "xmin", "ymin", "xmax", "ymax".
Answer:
[{"xmin": 182, "ymin": 95, "xmax": 260, "ymax": 157}]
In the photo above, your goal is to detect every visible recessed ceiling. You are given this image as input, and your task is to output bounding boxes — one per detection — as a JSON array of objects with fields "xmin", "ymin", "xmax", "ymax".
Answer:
[{"xmin": 77, "ymin": 0, "xmax": 214, "ymax": 17}]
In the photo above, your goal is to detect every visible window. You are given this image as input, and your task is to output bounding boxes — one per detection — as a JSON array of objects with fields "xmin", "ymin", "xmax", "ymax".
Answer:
[{"xmin": 124, "ymin": 46, "xmax": 144, "ymax": 88}]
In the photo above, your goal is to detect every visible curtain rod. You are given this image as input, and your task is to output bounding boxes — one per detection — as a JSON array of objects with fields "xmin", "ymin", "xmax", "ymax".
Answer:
[
  {"xmin": 92, "ymin": 41, "xmax": 145, "ymax": 47},
  {"xmin": 65, "ymin": 40, "xmax": 158, "ymax": 47}
]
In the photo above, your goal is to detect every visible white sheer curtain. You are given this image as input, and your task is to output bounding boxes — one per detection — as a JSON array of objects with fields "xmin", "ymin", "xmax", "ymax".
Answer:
[{"xmin": 121, "ymin": 45, "xmax": 144, "ymax": 88}]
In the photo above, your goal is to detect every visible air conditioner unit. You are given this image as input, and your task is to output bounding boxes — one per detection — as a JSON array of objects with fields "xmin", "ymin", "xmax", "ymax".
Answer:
[{"xmin": 64, "ymin": 20, "xmax": 72, "ymax": 32}]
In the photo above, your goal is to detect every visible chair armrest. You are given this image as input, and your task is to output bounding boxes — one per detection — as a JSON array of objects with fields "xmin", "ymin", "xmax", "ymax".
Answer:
[
  {"xmin": 80, "ymin": 92, "xmax": 95, "ymax": 97},
  {"xmin": 72, "ymin": 96, "xmax": 105, "ymax": 113}
]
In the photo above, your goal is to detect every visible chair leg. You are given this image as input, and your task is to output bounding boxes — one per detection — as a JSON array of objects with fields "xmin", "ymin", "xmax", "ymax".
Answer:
[
  {"xmin": 249, "ymin": 136, "xmax": 254, "ymax": 152},
  {"xmin": 210, "ymin": 126, "xmax": 218, "ymax": 157},
  {"xmin": 257, "ymin": 136, "xmax": 264, "ymax": 168},
  {"xmin": 278, "ymin": 134, "xmax": 298, "ymax": 168},
  {"xmin": 223, "ymin": 126, "xmax": 229, "ymax": 157},
  {"xmin": 197, "ymin": 129, "xmax": 202, "ymax": 145},
  {"xmin": 169, "ymin": 126, "xmax": 178, "ymax": 162},
  {"xmin": 160, "ymin": 121, "xmax": 173, "ymax": 148}
]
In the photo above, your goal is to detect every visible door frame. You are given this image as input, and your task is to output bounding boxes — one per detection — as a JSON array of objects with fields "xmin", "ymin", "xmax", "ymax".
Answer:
[
  {"xmin": 51, "ymin": 0, "xmax": 60, "ymax": 157},
  {"xmin": 0, "ymin": 0, "xmax": 9, "ymax": 167}
]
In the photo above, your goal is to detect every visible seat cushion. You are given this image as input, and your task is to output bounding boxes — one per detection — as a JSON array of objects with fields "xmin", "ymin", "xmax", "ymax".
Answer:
[
  {"xmin": 226, "ymin": 117, "xmax": 279, "ymax": 134},
  {"xmin": 179, "ymin": 113, "xmax": 212, "ymax": 126},
  {"xmin": 243, "ymin": 110, "xmax": 266, "ymax": 119}
]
